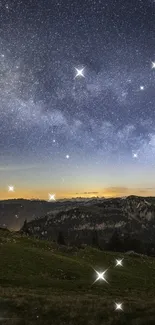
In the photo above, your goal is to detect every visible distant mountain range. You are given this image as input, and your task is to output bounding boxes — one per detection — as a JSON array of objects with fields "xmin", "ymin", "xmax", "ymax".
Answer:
[
  {"xmin": 2, "ymin": 195, "xmax": 155, "ymax": 248},
  {"xmin": 8, "ymin": 195, "xmax": 155, "ymax": 247},
  {"xmin": 0, "ymin": 197, "xmax": 107, "ymax": 230}
]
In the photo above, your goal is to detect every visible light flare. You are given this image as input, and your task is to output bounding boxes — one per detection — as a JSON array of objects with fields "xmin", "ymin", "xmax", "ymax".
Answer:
[
  {"xmin": 48, "ymin": 194, "xmax": 56, "ymax": 201},
  {"xmin": 152, "ymin": 61, "xmax": 155, "ymax": 69},
  {"xmin": 115, "ymin": 259, "xmax": 123, "ymax": 267},
  {"xmin": 8, "ymin": 185, "xmax": 14, "ymax": 192},
  {"xmin": 93, "ymin": 269, "xmax": 109, "ymax": 284},
  {"xmin": 75, "ymin": 68, "xmax": 85, "ymax": 78},
  {"xmin": 115, "ymin": 303, "xmax": 123, "ymax": 311}
]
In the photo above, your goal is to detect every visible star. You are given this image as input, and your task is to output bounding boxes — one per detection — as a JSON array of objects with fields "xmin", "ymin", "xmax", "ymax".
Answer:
[
  {"xmin": 140, "ymin": 86, "xmax": 144, "ymax": 90},
  {"xmin": 115, "ymin": 303, "xmax": 123, "ymax": 311},
  {"xmin": 48, "ymin": 194, "xmax": 56, "ymax": 201},
  {"xmin": 66, "ymin": 155, "xmax": 70, "ymax": 159},
  {"xmin": 133, "ymin": 153, "xmax": 138, "ymax": 158},
  {"xmin": 151, "ymin": 62, "xmax": 155, "ymax": 69},
  {"xmin": 115, "ymin": 259, "xmax": 123, "ymax": 266},
  {"xmin": 53, "ymin": 139, "xmax": 56, "ymax": 143},
  {"xmin": 93, "ymin": 269, "xmax": 108, "ymax": 284},
  {"xmin": 75, "ymin": 68, "xmax": 85, "ymax": 78},
  {"xmin": 8, "ymin": 185, "xmax": 14, "ymax": 192}
]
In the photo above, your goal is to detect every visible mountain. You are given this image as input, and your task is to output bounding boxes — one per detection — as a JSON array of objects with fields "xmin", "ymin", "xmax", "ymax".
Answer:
[
  {"xmin": 0, "ymin": 197, "xmax": 105, "ymax": 230},
  {"xmin": 20, "ymin": 195, "xmax": 155, "ymax": 247}
]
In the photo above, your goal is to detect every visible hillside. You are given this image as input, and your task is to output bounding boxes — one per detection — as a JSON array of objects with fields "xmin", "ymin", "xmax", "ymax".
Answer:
[
  {"xmin": 0, "ymin": 229, "xmax": 155, "ymax": 324},
  {"xmin": 2, "ymin": 195, "xmax": 155, "ymax": 235},
  {"xmin": 0, "ymin": 197, "xmax": 105, "ymax": 230},
  {"xmin": 21, "ymin": 195, "xmax": 155, "ymax": 247}
]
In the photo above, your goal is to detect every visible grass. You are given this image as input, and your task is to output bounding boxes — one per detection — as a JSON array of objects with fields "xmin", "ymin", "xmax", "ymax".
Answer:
[{"xmin": 0, "ymin": 230, "xmax": 155, "ymax": 324}]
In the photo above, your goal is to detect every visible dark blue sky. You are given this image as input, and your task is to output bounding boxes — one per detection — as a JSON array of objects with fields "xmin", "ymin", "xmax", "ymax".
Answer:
[{"xmin": 1, "ymin": 0, "xmax": 155, "ymax": 199}]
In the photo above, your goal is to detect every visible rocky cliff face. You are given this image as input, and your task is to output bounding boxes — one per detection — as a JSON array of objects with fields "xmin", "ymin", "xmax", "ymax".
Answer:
[{"xmin": 21, "ymin": 195, "xmax": 155, "ymax": 246}]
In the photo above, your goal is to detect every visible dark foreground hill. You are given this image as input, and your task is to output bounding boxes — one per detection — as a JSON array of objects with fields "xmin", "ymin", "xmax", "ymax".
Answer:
[{"xmin": 0, "ymin": 229, "xmax": 155, "ymax": 325}]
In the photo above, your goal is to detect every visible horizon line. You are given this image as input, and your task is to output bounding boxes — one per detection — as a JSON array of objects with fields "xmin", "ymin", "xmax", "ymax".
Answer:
[{"xmin": 0, "ymin": 194, "xmax": 154, "ymax": 202}]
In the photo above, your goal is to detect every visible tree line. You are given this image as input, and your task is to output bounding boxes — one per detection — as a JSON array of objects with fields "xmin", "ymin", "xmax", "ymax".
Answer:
[
  {"xmin": 57, "ymin": 228, "xmax": 155, "ymax": 256},
  {"xmin": 21, "ymin": 220, "xmax": 155, "ymax": 256}
]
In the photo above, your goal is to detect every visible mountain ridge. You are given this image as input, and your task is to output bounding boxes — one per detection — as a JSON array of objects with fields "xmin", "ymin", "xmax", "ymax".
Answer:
[{"xmin": 19, "ymin": 195, "xmax": 155, "ymax": 248}]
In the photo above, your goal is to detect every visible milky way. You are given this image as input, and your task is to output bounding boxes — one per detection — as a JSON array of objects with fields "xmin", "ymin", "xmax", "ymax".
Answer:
[{"xmin": 1, "ymin": 0, "xmax": 155, "ymax": 198}]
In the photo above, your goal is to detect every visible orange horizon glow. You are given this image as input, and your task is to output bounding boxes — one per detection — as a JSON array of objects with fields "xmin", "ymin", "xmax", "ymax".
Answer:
[{"xmin": 1, "ymin": 186, "xmax": 155, "ymax": 200}]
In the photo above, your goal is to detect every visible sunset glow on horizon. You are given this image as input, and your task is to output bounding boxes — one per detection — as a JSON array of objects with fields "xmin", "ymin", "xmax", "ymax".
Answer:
[{"xmin": 1, "ymin": 187, "xmax": 155, "ymax": 201}]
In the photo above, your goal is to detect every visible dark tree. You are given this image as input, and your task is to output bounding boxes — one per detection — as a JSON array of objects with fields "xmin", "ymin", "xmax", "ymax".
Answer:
[
  {"xmin": 145, "ymin": 242, "xmax": 155, "ymax": 256},
  {"xmin": 122, "ymin": 233, "xmax": 132, "ymax": 251},
  {"xmin": 92, "ymin": 230, "xmax": 99, "ymax": 248},
  {"xmin": 107, "ymin": 229, "xmax": 123, "ymax": 252},
  {"xmin": 57, "ymin": 231, "xmax": 66, "ymax": 245},
  {"xmin": 129, "ymin": 238, "xmax": 143, "ymax": 253},
  {"xmin": 23, "ymin": 219, "xmax": 27, "ymax": 229},
  {"xmin": 21, "ymin": 219, "xmax": 28, "ymax": 232},
  {"xmin": 21, "ymin": 219, "xmax": 30, "ymax": 235},
  {"xmin": 123, "ymin": 234, "xmax": 144, "ymax": 253}
]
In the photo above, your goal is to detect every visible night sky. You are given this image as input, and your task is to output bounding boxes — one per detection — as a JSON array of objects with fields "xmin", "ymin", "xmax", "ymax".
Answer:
[{"xmin": 1, "ymin": 0, "xmax": 155, "ymax": 200}]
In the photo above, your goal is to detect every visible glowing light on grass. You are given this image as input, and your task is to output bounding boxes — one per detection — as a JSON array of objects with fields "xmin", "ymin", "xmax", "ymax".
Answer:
[
  {"xmin": 115, "ymin": 303, "xmax": 123, "ymax": 311},
  {"xmin": 115, "ymin": 259, "xmax": 123, "ymax": 267},
  {"xmin": 93, "ymin": 269, "xmax": 109, "ymax": 284}
]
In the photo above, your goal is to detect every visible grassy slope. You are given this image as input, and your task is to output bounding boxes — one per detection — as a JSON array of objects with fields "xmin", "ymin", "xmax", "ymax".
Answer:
[{"xmin": 0, "ymin": 230, "xmax": 155, "ymax": 324}]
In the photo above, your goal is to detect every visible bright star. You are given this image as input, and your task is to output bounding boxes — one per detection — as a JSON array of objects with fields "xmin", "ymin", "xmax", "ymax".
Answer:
[
  {"xmin": 93, "ymin": 269, "xmax": 108, "ymax": 284},
  {"xmin": 115, "ymin": 259, "xmax": 123, "ymax": 267},
  {"xmin": 140, "ymin": 86, "xmax": 144, "ymax": 90},
  {"xmin": 48, "ymin": 194, "xmax": 56, "ymax": 201},
  {"xmin": 115, "ymin": 303, "xmax": 123, "ymax": 311},
  {"xmin": 8, "ymin": 185, "xmax": 14, "ymax": 192},
  {"xmin": 66, "ymin": 155, "xmax": 70, "ymax": 159},
  {"xmin": 133, "ymin": 153, "xmax": 138, "ymax": 158},
  {"xmin": 53, "ymin": 139, "xmax": 56, "ymax": 143},
  {"xmin": 152, "ymin": 62, "xmax": 155, "ymax": 69},
  {"xmin": 75, "ymin": 68, "xmax": 85, "ymax": 78}
]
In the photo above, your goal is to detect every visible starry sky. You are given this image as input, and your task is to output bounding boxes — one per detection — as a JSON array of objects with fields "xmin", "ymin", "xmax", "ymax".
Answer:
[{"xmin": 1, "ymin": 0, "xmax": 155, "ymax": 200}]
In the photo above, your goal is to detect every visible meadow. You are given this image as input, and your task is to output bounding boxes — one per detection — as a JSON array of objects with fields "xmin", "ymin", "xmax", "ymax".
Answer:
[{"xmin": 0, "ymin": 229, "xmax": 154, "ymax": 324}]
